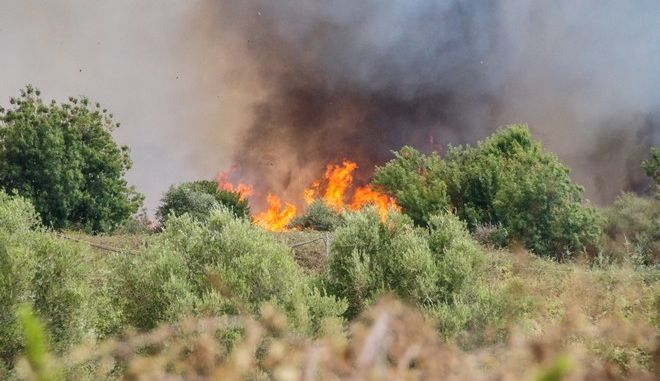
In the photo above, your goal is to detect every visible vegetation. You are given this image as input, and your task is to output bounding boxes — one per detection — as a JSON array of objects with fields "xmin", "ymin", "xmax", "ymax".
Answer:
[
  {"xmin": 289, "ymin": 199, "xmax": 342, "ymax": 231},
  {"xmin": 601, "ymin": 193, "xmax": 659, "ymax": 265},
  {"xmin": 324, "ymin": 208, "xmax": 519, "ymax": 343},
  {"xmin": 0, "ymin": 117, "xmax": 658, "ymax": 380},
  {"xmin": 0, "ymin": 191, "xmax": 97, "ymax": 368},
  {"xmin": 374, "ymin": 125, "xmax": 602, "ymax": 259},
  {"xmin": 112, "ymin": 207, "xmax": 345, "ymax": 333},
  {"xmin": 156, "ymin": 180, "xmax": 250, "ymax": 225},
  {"xmin": 0, "ymin": 86, "xmax": 143, "ymax": 232},
  {"xmin": 643, "ymin": 147, "xmax": 659, "ymax": 196}
]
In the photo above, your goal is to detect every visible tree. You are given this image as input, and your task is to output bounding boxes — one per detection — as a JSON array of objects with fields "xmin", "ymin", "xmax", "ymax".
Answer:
[
  {"xmin": 373, "ymin": 125, "xmax": 601, "ymax": 259},
  {"xmin": 156, "ymin": 180, "xmax": 250, "ymax": 225},
  {"xmin": 0, "ymin": 86, "xmax": 143, "ymax": 232},
  {"xmin": 372, "ymin": 146, "xmax": 450, "ymax": 226}
]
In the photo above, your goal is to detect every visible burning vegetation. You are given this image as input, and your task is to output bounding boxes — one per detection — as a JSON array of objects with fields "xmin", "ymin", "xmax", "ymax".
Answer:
[{"xmin": 219, "ymin": 159, "xmax": 399, "ymax": 231}]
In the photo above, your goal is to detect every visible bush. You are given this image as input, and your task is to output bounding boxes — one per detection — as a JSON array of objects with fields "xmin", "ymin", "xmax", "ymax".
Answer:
[
  {"xmin": 156, "ymin": 180, "xmax": 250, "ymax": 226},
  {"xmin": 601, "ymin": 193, "xmax": 659, "ymax": 265},
  {"xmin": 323, "ymin": 206, "xmax": 499, "ymax": 341},
  {"xmin": 372, "ymin": 146, "xmax": 450, "ymax": 226},
  {"xmin": 113, "ymin": 207, "xmax": 345, "ymax": 334},
  {"xmin": 374, "ymin": 125, "xmax": 601, "ymax": 259},
  {"xmin": 0, "ymin": 191, "xmax": 95, "ymax": 367},
  {"xmin": 0, "ymin": 86, "xmax": 143, "ymax": 233},
  {"xmin": 642, "ymin": 147, "xmax": 659, "ymax": 197},
  {"xmin": 288, "ymin": 199, "xmax": 342, "ymax": 231}
]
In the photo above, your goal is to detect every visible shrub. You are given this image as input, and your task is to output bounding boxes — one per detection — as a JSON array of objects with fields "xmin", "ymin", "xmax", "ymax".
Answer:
[
  {"xmin": 0, "ymin": 86, "xmax": 143, "ymax": 232},
  {"xmin": 601, "ymin": 193, "xmax": 659, "ymax": 265},
  {"xmin": 0, "ymin": 192, "xmax": 95, "ymax": 366},
  {"xmin": 372, "ymin": 146, "xmax": 450, "ymax": 226},
  {"xmin": 288, "ymin": 199, "xmax": 342, "ymax": 231},
  {"xmin": 374, "ymin": 125, "xmax": 602, "ymax": 259},
  {"xmin": 156, "ymin": 180, "xmax": 249, "ymax": 226},
  {"xmin": 113, "ymin": 207, "xmax": 345, "ymax": 334},
  {"xmin": 324, "ymin": 207, "xmax": 498, "ymax": 341},
  {"xmin": 642, "ymin": 147, "xmax": 659, "ymax": 197}
]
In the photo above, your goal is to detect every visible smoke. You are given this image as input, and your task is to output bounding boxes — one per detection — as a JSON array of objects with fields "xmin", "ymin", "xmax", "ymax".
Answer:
[
  {"xmin": 0, "ymin": 0, "xmax": 248, "ymax": 212},
  {"xmin": 1, "ymin": 1, "xmax": 658, "ymax": 212},
  {"xmin": 202, "ymin": 0, "xmax": 660, "ymax": 206}
]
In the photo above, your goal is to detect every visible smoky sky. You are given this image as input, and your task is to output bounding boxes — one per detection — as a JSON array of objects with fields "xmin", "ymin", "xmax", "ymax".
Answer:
[{"xmin": 1, "ymin": 1, "xmax": 659, "ymax": 212}]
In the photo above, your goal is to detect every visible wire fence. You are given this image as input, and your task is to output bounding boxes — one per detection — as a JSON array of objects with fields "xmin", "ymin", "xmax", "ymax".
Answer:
[{"xmin": 58, "ymin": 231, "xmax": 331, "ymax": 257}]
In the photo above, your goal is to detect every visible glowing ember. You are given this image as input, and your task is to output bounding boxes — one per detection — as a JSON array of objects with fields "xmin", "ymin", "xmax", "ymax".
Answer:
[
  {"xmin": 254, "ymin": 193, "xmax": 297, "ymax": 232},
  {"xmin": 216, "ymin": 171, "xmax": 253, "ymax": 200}
]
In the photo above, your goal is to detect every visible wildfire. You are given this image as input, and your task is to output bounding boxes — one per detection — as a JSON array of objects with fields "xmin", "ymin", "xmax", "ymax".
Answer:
[
  {"xmin": 254, "ymin": 194, "xmax": 297, "ymax": 232},
  {"xmin": 216, "ymin": 170, "xmax": 253, "ymax": 200},
  {"xmin": 216, "ymin": 159, "xmax": 399, "ymax": 231},
  {"xmin": 304, "ymin": 160, "xmax": 399, "ymax": 220}
]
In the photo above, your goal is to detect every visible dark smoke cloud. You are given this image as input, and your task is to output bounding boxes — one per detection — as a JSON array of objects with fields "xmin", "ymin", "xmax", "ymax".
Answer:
[
  {"xmin": 205, "ymin": 0, "xmax": 660, "ymax": 206},
  {"xmin": 1, "ymin": 1, "xmax": 658, "ymax": 212}
]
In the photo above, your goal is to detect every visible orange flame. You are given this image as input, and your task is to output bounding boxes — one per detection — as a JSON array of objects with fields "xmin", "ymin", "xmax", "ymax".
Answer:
[
  {"xmin": 216, "ymin": 159, "xmax": 399, "ymax": 231},
  {"xmin": 216, "ymin": 171, "xmax": 253, "ymax": 200},
  {"xmin": 254, "ymin": 194, "xmax": 297, "ymax": 232},
  {"xmin": 304, "ymin": 160, "xmax": 399, "ymax": 221},
  {"xmin": 350, "ymin": 185, "xmax": 400, "ymax": 220}
]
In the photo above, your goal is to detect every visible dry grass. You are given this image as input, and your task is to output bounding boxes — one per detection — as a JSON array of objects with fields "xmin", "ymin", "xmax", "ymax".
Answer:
[{"xmin": 16, "ymin": 297, "xmax": 658, "ymax": 380}]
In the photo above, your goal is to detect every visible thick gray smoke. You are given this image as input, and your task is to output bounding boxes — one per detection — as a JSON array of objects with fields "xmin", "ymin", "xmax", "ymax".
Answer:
[
  {"xmin": 207, "ymin": 0, "xmax": 660, "ymax": 206},
  {"xmin": 1, "ymin": 1, "xmax": 658, "ymax": 212}
]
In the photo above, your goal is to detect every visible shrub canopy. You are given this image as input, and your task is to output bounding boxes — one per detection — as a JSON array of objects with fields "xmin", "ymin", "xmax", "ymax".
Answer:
[
  {"xmin": 289, "ymin": 199, "xmax": 342, "ymax": 231},
  {"xmin": 156, "ymin": 180, "xmax": 250, "ymax": 225},
  {"xmin": 114, "ymin": 207, "xmax": 345, "ymax": 333},
  {"xmin": 0, "ymin": 192, "xmax": 96, "ymax": 365},
  {"xmin": 0, "ymin": 86, "xmax": 143, "ymax": 232},
  {"xmin": 374, "ymin": 125, "xmax": 601, "ymax": 258}
]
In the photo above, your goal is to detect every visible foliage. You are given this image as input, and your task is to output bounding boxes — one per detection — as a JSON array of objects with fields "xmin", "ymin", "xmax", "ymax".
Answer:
[
  {"xmin": 601, "ymin": 193, "xmax": 659, "ymax": 265},
  {"xmin": 323, "ymin": 207, "xmax": 504, "ymax": 341},
  {"xmin": 156, "ymin": 180, "xmax": 250, "ymax": 226},
  {"xmin": 289, "ymin": 199, "xmax": 342, "ymax": 231},
  {"xmin": 372, "ymin": 146, "xmax": 450, "ymax": 226},
  {"xmin": 32, "ymin": 293, "xmax": 658, "ymax": 381},
  {"xmin": 0, "ymin": 192, "xmax": 95, "ymax": 368},
  {"xmin": 642, "ymin": 147, "xmax": 659, "ymax": 196},
  {"xmin": 0, "ymin": 85, "xmax": 143, "ymax": 233},
  {"xmin": 374, "ymin": 125, "xmax": 601, "ymax": 259},
  {"xmin": 113, "ymin": 207, "xmax": 345, "ymax": 334}
]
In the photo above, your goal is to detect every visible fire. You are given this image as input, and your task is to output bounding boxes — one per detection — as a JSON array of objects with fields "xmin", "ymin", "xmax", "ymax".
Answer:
[
  {"xmin": 216, "ymin": 159, "xmax": 399, "ymax": 231},
  {"xmin": 350, "ymin": 185, "xmax": 400, "ymax": 220},
  {"xmin": 304, "ymin": 160, "xmax": 399, "ymax": 220},
  {"xmin": 216, "ymin": 171, "xmax": 253, "ymax": 200},
  {"xmin": 254, "ymin": 193, "xmax": 297, "ymax": 232}
]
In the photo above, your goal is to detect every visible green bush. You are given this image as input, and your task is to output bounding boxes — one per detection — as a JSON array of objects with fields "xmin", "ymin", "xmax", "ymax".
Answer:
[
  {"xmin": 0, "ymin": 192, "xmax": 95, "ymax": 367},
  {"xmin": 601, "ymin": 193, "xmax": 659, "ymax": 265},
  {"xmin": 374, "ymin": 125, "xmax": 601, "ymax": 259},
  {"xmin": 372, "ymin": 147, "xmax": 450, "ymax": 226},
  {"xmin": 289, "ymin": 199, "xmax": 342, "ymax": 231},
  {"xmin": 642, "ymin": 147, "xmax": 659, "ymax": 197},
  {"xmin": 324, "ymin": 207, "xmax": 494, "ymax": 332},
  {"xmin": 0, "ymin": 86, "xmax": 143, "ymax": 233},
  {"xmin": 156, "ymin": 180, "xmax": 250, "ymax": 226},
  {"xmin": 113, "ymin": 207, "xmax": 345, "ymax": 334}
]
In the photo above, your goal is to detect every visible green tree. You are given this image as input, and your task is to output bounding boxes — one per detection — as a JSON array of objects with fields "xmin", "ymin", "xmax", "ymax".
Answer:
[
  {"xmin": 0, "ymin": 86, "xmax": 143, "ymax": 232},
  {"xmin": 372, "ymin": 146, "xmax": 450, "ymax": 226},
  {"xmin": 156, "ymin": 180, "xmax": 250, "ymax": 226},
  {"xmin": 373, "ymin": 125, "xmax": 601, "ymax": 258}
]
